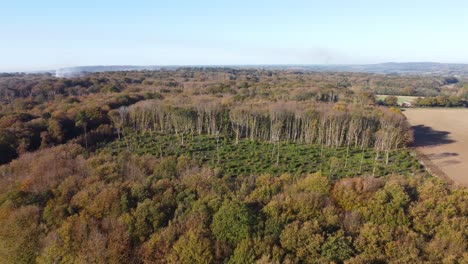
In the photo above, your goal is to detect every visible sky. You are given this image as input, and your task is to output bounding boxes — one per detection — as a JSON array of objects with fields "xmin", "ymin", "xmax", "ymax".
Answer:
[{"xmin": 1, "ymin": 0, "xmax": 468, "ymax": 71}]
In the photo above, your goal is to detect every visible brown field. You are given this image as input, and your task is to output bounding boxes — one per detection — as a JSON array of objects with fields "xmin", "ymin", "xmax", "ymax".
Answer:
[{"xmin": 403, "ymin": 108, "xmax": 468, "ymax": 187}]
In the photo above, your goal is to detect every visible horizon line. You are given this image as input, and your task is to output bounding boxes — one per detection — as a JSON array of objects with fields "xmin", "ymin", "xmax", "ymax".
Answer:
[{"xmin": 3, "ymin": 61, "xmax": 468, "ymax": 74}]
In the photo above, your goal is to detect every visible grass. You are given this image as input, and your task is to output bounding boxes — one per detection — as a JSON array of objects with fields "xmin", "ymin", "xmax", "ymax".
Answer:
[
  {"xmin": 376, "ymin": 95, "xmax": 420, "ymax": 105},
  {"xmin": 99, "ymin": 132, "xmax": 423, "ymax": 180}
]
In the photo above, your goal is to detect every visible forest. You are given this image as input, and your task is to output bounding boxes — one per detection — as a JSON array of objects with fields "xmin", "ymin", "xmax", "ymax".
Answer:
[{"xmin": 0, "ymin": 68, "xmax": 467, "ymax": 263}]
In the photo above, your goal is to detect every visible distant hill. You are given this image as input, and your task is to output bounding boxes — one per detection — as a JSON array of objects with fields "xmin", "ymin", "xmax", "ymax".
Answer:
[
  {"xmin": 54, "ymin": 65, "xmax": 166, "ymax": 77},
  {"xmin": 53, "ymin": 62, "xmax": 468, "ymax": 77},
  {"xmin": 296, "ymin": 62, "xmax": 468, "ymax": 75}
]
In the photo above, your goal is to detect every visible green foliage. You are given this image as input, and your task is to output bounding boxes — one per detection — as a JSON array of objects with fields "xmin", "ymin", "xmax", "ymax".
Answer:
[
  {"xmin": 75, "ymin": 107, "xmax": 107, "ymax": 129},
  {"xmin": 211, "ymin": 199, "xmax": 252, "ymax": 246},
  {"xmin": 101, "ymin": 133, "xmax": 423, "ymax": 179},
  {"xmin": 280, "ymin": 220, "xmax": 324, "ymax": 262},
  {"xmin": 414, "ymin": 95, "xmax": 465, "ymax": 107},
  {"xmin": 0, "ymin": 203, "xmax": 41, "ymax": 264},
  {"xmin": 228, "ymin": 238, "xmax": 257, "ymax": 264},
  {"xmin": 354, "ymin": 223, "xmax": 394, "ymax": 261},
  {"xmin": 294, "ymin": 172, "xmax": 330, "ymax": 195},
  {"xmin": 168, "ymin": 231, "xmax": 214, "ymax": 264},
  {"xmin": 384, "ymin": 95, "xmax": 398, "ymax": 106},
  {"xmin": 132, "ymin": 198, "xmax": 167, "ymax": 241},
  {"xmin": 321, "ymin": 230, "xmax": 354, "ymax": 262},
  {"xmin": 364, "ymin": 181, "xmax": 410, "ymax": 226}
]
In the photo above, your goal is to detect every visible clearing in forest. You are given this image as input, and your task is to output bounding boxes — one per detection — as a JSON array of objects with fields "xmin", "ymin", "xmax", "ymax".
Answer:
[
  {"xmin": 100, "ymin": 133, "xmax": 422, "ymax": 180},
  {"xmin": 404, "ymin": 108, "xmax": 468, "ymax": 186}
]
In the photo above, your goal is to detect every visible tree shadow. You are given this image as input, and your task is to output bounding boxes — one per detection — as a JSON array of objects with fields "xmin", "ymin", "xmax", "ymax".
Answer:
[
  {"xmin": 411, "ymin": 125, "xmax": 455, "ymax": 147},
  {"xmin": 426, "ymin": 152, "xmax": 459, "ymax": 160},
  {"xmin": 439, "ymin": 159, "xmax": 461, "ymax": 166}
]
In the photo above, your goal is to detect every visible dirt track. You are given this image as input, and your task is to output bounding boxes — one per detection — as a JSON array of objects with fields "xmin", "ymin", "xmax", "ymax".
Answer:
[{"xmin": 404, "ymin": 108, "xmax": 468, "ymax": 187}]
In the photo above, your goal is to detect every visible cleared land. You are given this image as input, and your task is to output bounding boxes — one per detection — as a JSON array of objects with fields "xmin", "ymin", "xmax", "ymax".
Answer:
[
  {"xmin": 404, "ymin": 108, "xmax": 468, "ymax": 186},
  {"xmin": 100, "ymin": 133, "xmax": 422, "ymax": 179}
]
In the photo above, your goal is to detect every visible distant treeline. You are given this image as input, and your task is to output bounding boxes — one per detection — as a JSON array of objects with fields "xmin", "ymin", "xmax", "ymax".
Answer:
[
  {"xmin": 378, "ymin": 95, "xmax": 467, "ymax": 107},
  {"xmin": 413, "ymin": 95, "xmax": 467, "ymax": 107},
  {"xmin": 1, "ymin": 69, "xmax": 467, "ymax": 106}
]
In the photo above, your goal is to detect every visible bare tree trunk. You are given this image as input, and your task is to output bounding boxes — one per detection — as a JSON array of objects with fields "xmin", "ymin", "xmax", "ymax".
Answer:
[
  {"xmin": 271, "ymin": 141, "xmax": 276, "ymax": 160},
  {"xmin": 359, "ymin": 148, "xmax": 365, "ymax": 174},
  {"xmin": 159, "ymin": 143, "xmax": 163, "ymax": 160},
  {"xmin": 276, "ymin": 140, "xmax": 280, "ymax": 166},
  {"xmin": 216, "ymin": 132, "xmax": 220, "ymax": 164},
  {"xmin": 372, "ymin": 151, "xmax": 379, "ymax": 177},
  {"xmin": 320, "ymin": 140, "xmax": 324, "ymax": 158},
  {"xmin": 83, "ymin": 124, "xmax": 88, "ymax": 150},
  {"xmin": 344, "ymin": 145, "xmax": 349, "ymax": 168}
]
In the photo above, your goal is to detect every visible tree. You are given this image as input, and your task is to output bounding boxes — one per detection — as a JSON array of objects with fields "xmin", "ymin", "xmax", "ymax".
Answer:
[
  {"xmin": 435, "ymin": 95, "xmax": 448, "ymax": 106},
  {"xmin": 364, "ymin": 181, "xmax": 410, "ymax": 227},
  {"xmin": 321, "ymin": 230, "xmax": 354, "ymax": 262},
  {"xmin": 0, "ymin": 204, "xmax": 41, "ymax": 264},
  {"xmin": 108, "ymin": 106, "xmax": 128, "ymax": 139},
  {"xmin": 384, "ymin": 96, "xmax": 398, "ymax": 106},
  {"xmin": 132, "ymin": 198, "xmax": 168, "ymax": 241},
  {"xmin": 448, "ymin": 95, "xmax": 461, "ymax": 106},
  {"xmin": 47, "ymin": 119, "xmax": 65, "ymax": 143},
  {"xmin": 228, "ymin": 238, "xmax": 257, "ymax": 264},
  {"xmin": 354, "ymin": 223, "xmax": 394, "ymax": 261},
  {"xmin": 280, "ymin": 220, "xmax": 324, "ymax": 262},
  {"xmin": 0, "ymin": 129, "xmax": 17, "ymax": 164},
  {"xmin": 168, "ymin": 231, "xmax": 213, "ymax": 264},
  {"xmin": 211, "ymin": 199, "xmax": 251, "ymax": 246},
  {"xmin": 75, "ymin": 113, "xmax": 89, "ymax": 149},
  {"xmin": 402, "ymin": 86, "xmax": 415, "ymax": 96},
  {"xmin": 75, "ymin": 107, "xmax": 107, "ymax": 150}
]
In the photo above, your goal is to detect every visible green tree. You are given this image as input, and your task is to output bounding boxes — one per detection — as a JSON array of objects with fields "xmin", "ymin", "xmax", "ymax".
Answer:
[
  {"xmin": 280, "ymin": 220, "xmax": 324, "ymax": 262},
  {"xmin": 75, "ymin": 107, "xmax": 106, "ymax": 149},
  {"xmin": 364, "ymin": 181, "xmax": 410, "ymax": 226},
  {"xmin": 132, "ymin": 198, "xmax": 167, "ymax": 241},
  {"xmin": 354, "ymin": 223, "xmax": 394, "ymax": 261},
  {"xmin": 435, "ymin": 95, "xmax": 448, "ymax": 106},
  {"xmin": 211, "ymin": 199, "xmax": 251, "ymax": 246},
  {"xmin": 228, "ymin": 238, "xmax": 257, "ymax": 264},
  {"xmin": 168, "ymin": 231, "xmax": 213, "ymax": 264},
  {"xmin": 448, "ymin": 95, "xmax": 461, "ymax": 106},
  {"xmin": 0, "ymin": 204, "xmax": 41, "ymax": 264},
  {"xmin": 384, "ymin": 95, "xmax": 398, "ymax": 106},
  {"xmin": 75, "ymin": 112, "xmax": 89, "ymax": 149},
  {"xmin": 321, "ymin": 230, "xmax": 354, "ymax": 263}
]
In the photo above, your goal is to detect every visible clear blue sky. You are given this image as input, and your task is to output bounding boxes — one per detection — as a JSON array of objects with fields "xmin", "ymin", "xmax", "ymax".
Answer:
[{"xmin": 2, "ymin": 0, "xmax": 468, "ymax": 71}]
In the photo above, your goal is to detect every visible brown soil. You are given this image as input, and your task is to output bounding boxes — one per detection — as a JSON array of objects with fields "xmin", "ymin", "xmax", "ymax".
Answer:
[{"xmin": 404, "ymin": 108, "xmax": 468, "ymax": 187}]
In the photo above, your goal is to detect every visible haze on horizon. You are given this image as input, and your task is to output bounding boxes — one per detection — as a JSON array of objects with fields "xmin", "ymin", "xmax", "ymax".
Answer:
[{"xmin": 2, "ymin": 0, "xmax": 468, "ymax": 72}]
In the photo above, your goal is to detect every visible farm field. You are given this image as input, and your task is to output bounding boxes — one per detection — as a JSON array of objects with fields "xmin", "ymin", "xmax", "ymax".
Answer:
[
  {"xmin": 376, "ymin": 95, "xmax": 419, "ymax": 105},
  {"xmin": 404, "ymin": 108, "xmax": 468, "ymax": 186}
]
